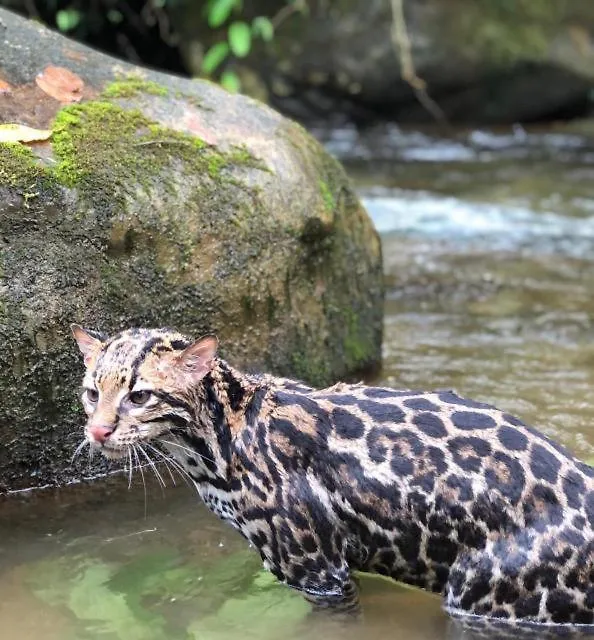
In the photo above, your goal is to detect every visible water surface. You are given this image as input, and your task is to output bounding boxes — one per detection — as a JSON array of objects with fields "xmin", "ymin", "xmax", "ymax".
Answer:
[{"xmin": 3, "ymin": 124, "xmax": 594, "ymax": 639}]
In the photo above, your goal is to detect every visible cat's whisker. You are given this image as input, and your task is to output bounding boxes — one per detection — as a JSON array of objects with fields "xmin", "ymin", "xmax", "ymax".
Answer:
[
  {"xmin": 163, "ymin": 460, "xmax": 178, "ymax": 487},
  {"xmin": 126, "ymin": 446, "xmax": 134, "ymax": 490},
  {"xmin": 157, "ymin": 454, "xmax": 178, "ymax": 487},
  {"xmin": 71, "ymin": 439, "xmax": 89, "ymax": 462},
  {"xmin": 147, "ymin": 442, "xmax": 180, "ymax": 471},
  {"xmin": 157, "ymin": 438, "xmax": 200, "ymax": 456},
  {"xmin": 146, "ymin": 443, "xmax": 199, "ymax": 495},
  {"xmin": 132, "ymin": 446, "xmax": 148, "ymax": 518},
  {"xmin": 144, "ymin": 443, "xmax": 177, "ymax": 487},
  {"xmin": 87, "ymin": 441, "xmax": 95, "ymax": 467},
  {"xmin": 137, "ymin": 443, "xmax": 166, "ymax": 492},
  {"xmin": 157, "ymin": 438, "xmax": 217, "ymax": 466}
]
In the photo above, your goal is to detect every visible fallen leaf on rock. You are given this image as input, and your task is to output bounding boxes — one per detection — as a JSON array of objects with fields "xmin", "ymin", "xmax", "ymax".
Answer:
[
  {"xmin": 35, "ymin": 65, "xmax": 84, "ymax": 103},
  {"xmin": 0, "ymin": 123, "xmax": 52, "ymax": 143},
  {"xmin": 0, "ymin": 79, "xmax": 12, "ymax": 94}
]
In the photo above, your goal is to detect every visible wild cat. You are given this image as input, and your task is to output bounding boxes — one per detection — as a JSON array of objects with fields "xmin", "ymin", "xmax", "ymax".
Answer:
[{"xmin": 72, "ymin": 324, "xmax": 594, "ymax": 630}]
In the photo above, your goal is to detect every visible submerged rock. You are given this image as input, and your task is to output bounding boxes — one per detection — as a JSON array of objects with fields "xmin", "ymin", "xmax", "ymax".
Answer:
[{"xmin": 0, "ymin": 8, "xmax": 383, "ymax": 491}]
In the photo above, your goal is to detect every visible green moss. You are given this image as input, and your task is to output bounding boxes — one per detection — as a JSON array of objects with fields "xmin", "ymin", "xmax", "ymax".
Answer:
[
  {"xmin": 51, "ymin": 102, "xmax": 151, "ymax": 187},
  {"xmin": 46, "ymin": 100, "xmax": 273, "ymax": 282},
  {"xmin": 266, "ymin": 293, "xmax": 278, "ymax": 326},
  {"xmin": 228, "ymin": 144, "xmax": 270, "ymax": 172},
  {"xmin": 342, "ymin": 308, "xmax": 368, "ymax": 365},
  {"xmin": 278, "ymin": 119, "xmax": 382, "ymax": 384},
  {"xmin": 101, "ymin": 78, "xmax": 169, "ymax": 99},
  {"xmin": 229, "ymin": 145, "xmax": 254, "ymax": 164},
  {"xmin": 290, "ymin": 349, "xmax": 330, "ymax": 387},
  {"xmin": 318, "ymin": 179, "xmax": 336, "ymax": 212},
  {"xmin": 0, "ymin": 143, "xmax": 57, "ymax": 198},
  {"xmin": 0, "ymin": 143, "xmax": 42, "ymax": 187},
  {"xmin": 207, "ymin": 153, "xmax": 226, "ymax": 178},
  {"xmin": 284, "ymin": 122, "xmax": 345, "ymax": 218},
  {"xmin": 49, "ymin": 100, "xmax": 262, "ymax": 192}
]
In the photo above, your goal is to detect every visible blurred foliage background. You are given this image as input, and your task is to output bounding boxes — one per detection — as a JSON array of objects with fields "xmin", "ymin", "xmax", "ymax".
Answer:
[
  {"xmin": 0, "ymin": 0, "xmax": 189, "ymax": 73},
  {"xmin": 0, "ymin": 0, "xmax": 300, "ymax": 92},
  {"xmin": 3, "ymin": 2, "xmax": 594, "ymax": 129}
]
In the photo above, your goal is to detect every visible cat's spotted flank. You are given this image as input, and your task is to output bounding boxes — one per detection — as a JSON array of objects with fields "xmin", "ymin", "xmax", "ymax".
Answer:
[{"xmin": 72, "ymin": 325, "xmax": 594, "ymax": 633}]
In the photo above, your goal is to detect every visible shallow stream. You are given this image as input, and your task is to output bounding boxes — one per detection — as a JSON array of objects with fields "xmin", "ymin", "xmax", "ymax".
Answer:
[{"xmin": 3, "ymin": 124, "xmax": 594, "ymax": 639}]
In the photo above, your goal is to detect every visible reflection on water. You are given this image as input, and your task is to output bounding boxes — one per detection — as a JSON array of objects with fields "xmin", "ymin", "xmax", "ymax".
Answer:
[
  {"xmin": 0, "ymin": 479, "xmax": 446, "ymax": 640},
  {"xmin": 3, "ymin": 125, "xmax": 594, "ymax": 639}
]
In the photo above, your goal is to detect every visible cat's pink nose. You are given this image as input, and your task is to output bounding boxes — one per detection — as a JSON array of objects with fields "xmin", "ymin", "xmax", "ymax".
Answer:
[{"xmin": 88, "ymin": 425, "xmax": 113, "ymax": 444}]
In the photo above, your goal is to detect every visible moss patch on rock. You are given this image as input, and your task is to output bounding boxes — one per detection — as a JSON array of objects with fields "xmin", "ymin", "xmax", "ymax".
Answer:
[
  {"xmin": 0, "ymin": 142, "xmax": 50, "ymax": 191},
  {"xmin": 49, "ymin": 101, "xmax": 262, "ymax": 193},
  {"xmin": 101, "ymin": 78, "xmax": 169, "ymax": 99},
  {"xmin": 279, "ymin": 120, "xmax": 383, "ymax": 384},
  {"xmin": 318, "ymin": 179, "xmax": 336, "ymax": 212}
]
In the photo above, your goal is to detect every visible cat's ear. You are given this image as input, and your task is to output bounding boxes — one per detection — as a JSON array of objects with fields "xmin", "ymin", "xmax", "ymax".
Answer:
[
  {"xmin": 71, "ymin": 324, "xmax": 104, "ymax": 366},
  {"xmin": 175, "ymin": 335, "xmax": 218, "ymax": 383}
]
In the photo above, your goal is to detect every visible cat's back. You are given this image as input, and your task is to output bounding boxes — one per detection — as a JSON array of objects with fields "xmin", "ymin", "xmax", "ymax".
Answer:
[{"xmin": 265, "ymin": 381, "xmax": 594, "ymax": 518}]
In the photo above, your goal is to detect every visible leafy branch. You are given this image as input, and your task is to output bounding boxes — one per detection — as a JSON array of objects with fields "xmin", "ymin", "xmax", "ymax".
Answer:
[{"xmin": 202, "ymin": 0, "xmax": 307, "ymax": 92}]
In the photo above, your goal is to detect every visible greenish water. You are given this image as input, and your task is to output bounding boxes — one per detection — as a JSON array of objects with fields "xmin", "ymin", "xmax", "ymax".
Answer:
[
  {"xmin": 3, "ymin": 125, "xmax": 594, "ymax": 639},
  {"xmin": 0, "ymin": 478, "xmax": 445, "ymax": 640}
]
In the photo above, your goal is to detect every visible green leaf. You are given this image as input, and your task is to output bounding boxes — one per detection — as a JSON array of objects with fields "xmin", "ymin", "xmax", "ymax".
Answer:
[
  {"xmin": 220, "ymin": 70, "xmax": 241, "ymax": 93},
  {"xmin": 228, "ymin": 21, "xmax": 252, "ymax": 58},
  {"xmin": 56, "ymin": 9, "xmax": 81, "ymax": 32},
  {"xmin": 201, "ymin": 42, "xmax": 230, "ymax": 75},
  {"xmin": 251, "ymin": 17, "xmax": 274, "ymax": 42},
  {"xmin": 107, "ymin": 9, "xmax": 123, "ymax": 24},
  {"xmin": 208, "ymin": 0, "xmax": 237, "ymax": 28}
]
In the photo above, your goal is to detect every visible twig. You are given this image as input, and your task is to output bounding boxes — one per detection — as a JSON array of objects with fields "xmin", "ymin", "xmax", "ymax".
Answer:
[
  {"xmin": 271, "ymin": 1, "xmax": 308, "ymax": 29},
  {"xmin": 389, "ymin": 0, "xmax": 448, "ymax": 125},
  {"xmin": 142, "ymin": 0, "xmax": 180, "ymax": 47},
  {"xmin": 133, "ymin": 138, "xmax": 194, "ymax": 148}
]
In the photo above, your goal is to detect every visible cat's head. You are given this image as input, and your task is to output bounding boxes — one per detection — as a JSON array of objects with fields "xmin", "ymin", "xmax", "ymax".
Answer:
[{"xmin": 71, "ymin": 325, "xmax": 217, "ymax": 459}]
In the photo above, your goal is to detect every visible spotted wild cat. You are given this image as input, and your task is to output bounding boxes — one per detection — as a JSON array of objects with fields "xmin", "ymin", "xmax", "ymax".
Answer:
[{"xmin": 72, "ymin": 325, "xmax": 594, "ymax": 630}]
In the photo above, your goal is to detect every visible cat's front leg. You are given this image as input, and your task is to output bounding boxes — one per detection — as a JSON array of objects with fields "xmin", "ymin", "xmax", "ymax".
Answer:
[
  {"xmin": 301, "ymin": 577, "xmax": 361, "ymax": 616},
  {"xmin": 258, "ymin": 535, "xmax": 360, "ymax": 616}
]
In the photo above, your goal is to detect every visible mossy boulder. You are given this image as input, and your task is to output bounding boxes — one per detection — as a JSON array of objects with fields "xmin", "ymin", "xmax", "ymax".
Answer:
[
  {"xmin": 172, "ymin": 0, "xmax": 594, "ymax": 124},
  {"xmin": 0, "ymin": 8, "xmax": 383, "ymax": 492}
]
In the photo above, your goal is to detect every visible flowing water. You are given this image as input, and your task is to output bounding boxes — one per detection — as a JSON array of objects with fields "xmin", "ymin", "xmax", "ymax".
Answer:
[{"xmin": 3, "ymin": 124, "xmax": 594, "ymax": 639}]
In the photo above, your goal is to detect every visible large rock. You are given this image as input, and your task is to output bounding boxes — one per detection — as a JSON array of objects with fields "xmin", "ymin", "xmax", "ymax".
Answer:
[
  {"xmin": 0, "ymin": 8, "xmax": 383, "ymax": 492},
  {"xmin": 173, "ymin": 0, "xmax": 594, "ymax": 124}
]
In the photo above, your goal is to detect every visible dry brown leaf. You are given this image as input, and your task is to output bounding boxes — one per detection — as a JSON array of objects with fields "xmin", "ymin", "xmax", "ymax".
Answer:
[
  {"xmin": 0, "ymin": 123, "xmax": 52, "ymax": 143},
  {"xmin": 0, "ymin": 79, "xmax": 12, "ymax": 94},
  {"xmin": 35, "ymin": 65, "xmax": 84, "ymax": 103}
]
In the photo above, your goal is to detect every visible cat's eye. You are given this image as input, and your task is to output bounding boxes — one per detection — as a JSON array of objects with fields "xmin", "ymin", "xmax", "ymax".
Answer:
[
  {"xmin": 129, "ymin": 390, "xmax": 151, "ymax": 405},
  {"xmin": 86, "ymin": 388, "xmax": 99, "ymax": 403}
]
